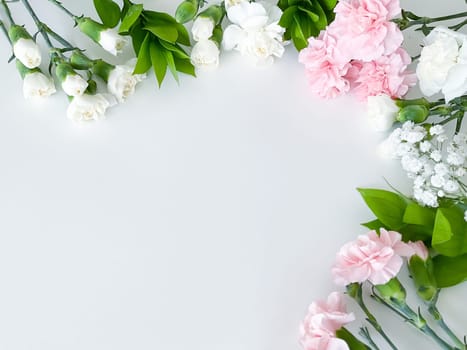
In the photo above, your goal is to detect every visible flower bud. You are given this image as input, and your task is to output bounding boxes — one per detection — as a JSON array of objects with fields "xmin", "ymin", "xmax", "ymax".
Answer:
[
  {"xmin": 69, "ymin": 51, "xmax": 95, "ymax": 70},
  {"xmin": 192, "ymin": 16, "xmax": 215, "ymax": 41},
  {"xmin": 55, "ymin": 62, "xmax": 88, "ymax": 97},
  {"xmin": 198, "ymin": 5, "xmax": 225, "ymax": 25},
  {"xmin": 175, "ymin": 0, "xmax": 200, "ymax": 23},
  {"xmin": 408, "ymin": 255, "xmax": 438, "ymax": 302},
  {"xmin": 77, "ymin": 17, "xmax": 127, "ymax": 56},
  {"xmin": 397, "ymin": 105, "xmax": 430, "ymax": 123},
  {"xmin": 375, "ymin": 278, "xmax": 407, "ymax": 304},
  {"xmin": 9, "ymin": 25, "xmax": 41, "ymax": 69},
  {"xmin": 16, "ymin": 60, "xmax": 56, "ymax": 99}
]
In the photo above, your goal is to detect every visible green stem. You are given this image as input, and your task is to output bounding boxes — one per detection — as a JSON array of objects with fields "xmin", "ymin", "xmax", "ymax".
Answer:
[
  {"xmin": 19, "ymin": 0, "xmax": 54, "ymax": 50},
  {"xmin": 47, "ymin": 0, "xmax": 79, "ymax": 20},
  {"xmin": 1, "ymin": 0, "xmax": 15, "ymax": 25},
  {"xmin": 359, "ymin": 327, "xmax": 381, "ymax": 350},
  {"xmin": 44, "ymin": 24, "xmax": 74, "ymax": 48},
  {"xmin": 455, "ymin": 115, "xmax": 464, "ymax": 133},
  {"xmin": 372, "ymin": 293, "xmax": 457, "ymax": 350},
  {"xmin": 428, "ymin": 292, "xmax": 466, "ymax": 349},
  {"xmin": 450, "ymin": 18, "xmax": 467, "ymax": 31},
  {"xmin": 0, "ymin": 20, "xmax": 10, "ymax": 43},
  {"xmin": 400, "ymin": 11, "xmax": 467, "ymax": 30},
  {"xmin": 351, "ymin": 285, "xmax": 398, "ymax": 350}
]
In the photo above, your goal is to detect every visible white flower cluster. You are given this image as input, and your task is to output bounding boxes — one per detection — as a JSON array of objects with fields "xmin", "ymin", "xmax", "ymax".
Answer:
[
  {"xmin": 190, "ymin": 16, "xmax": 220, "ymax": 70},
  {"xmin": 381, "ymin": 121, "xmax": 467, "ymax": 207},
  {"xmin": 222, "ymin": 1, "xmax": 285, "ymax": 66}
]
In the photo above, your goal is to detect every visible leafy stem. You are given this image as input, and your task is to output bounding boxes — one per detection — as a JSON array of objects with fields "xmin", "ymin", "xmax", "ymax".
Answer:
[
  {"xmin": 0, "ymin": 0, "xmax": 15, "ymax": 25},
  {"xmin": 395, "ymin": 10, "xmax": 467, "ymax": 31},
  {"xmin": 348, "ymin": 284, "xmax": 398, "ymax": 350},
  {"xmin": 359, "ymin": 327, "xmax": 381, "ymax": 350}
]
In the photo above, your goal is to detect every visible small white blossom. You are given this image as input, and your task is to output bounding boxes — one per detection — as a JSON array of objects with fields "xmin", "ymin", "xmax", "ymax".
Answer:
[
  {"xmin": 192, "ymin": 17, "xmax": 215, "ymax": 42},
  {"xmin": 107, "ymin": 60, "xmax": 146, "ymax": 103},
  {"xmin": 190, "ymin": 40, "xmax": 220, "ymax": 70},
  {"xmin": 430, "ymin": 125, "xmax": 445, "ymax": 136},
  {"xmin": 99, "ymin": 29, "xmax": 128, "ymax": 56},
  {"xmin": 22, "ymin": 72, "xmax": 56, "ymax": 99},
  {"xmin": 420, "ymin": 141, "xmax": 432, "ymax": 153},
  {"xmin": 430, "ymin": 150, "xmax": 442, "ymax": 162},
  {"xmin": 61, "ymin": 74, "xmax": 88, "ymax": 97},
  {"xmin": 67, "ymin": 93, "xmax": 116, "ymax": 122},
  {"xmin": 13, "ymin": 38, "xmax": 41, "ymax": 69}
]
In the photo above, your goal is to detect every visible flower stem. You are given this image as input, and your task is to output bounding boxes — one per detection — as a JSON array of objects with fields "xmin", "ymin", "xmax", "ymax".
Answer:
[
  {"xmin": 450, "ymin": 19, "xmax": 467, "ymax": 31},
  {"xmin": 47, "ymin": 0, "xmax": 78, "ymax": 21},
  {"xmin": 0, "ymin": 0, "xmax": 15, "ymax": 25},
  {"xmin": 0, "ymin": 20, "xmax": 10, "ymax": 43},
  {"xmin": 397, "ymin": 11, "xmax": 467, "ymax": 30},
  {"xmin": 428, "ymin": 297, "xmax": 465, "ymax": 349},
  {"xmin": 19, "ymin": 0, "xmax": 54, "ymax": 50},
  {"xmin": 350, "ymin": 284, "xmax": 398, "ymax": 350},
  {"xmin": 372, "ymin": 293, "xmax": 457, "ymax": 350},
  {"xmin": 359, "ymin": 327, "xmax": 381, "ymax": 350},
  {"xmin": 44, "ymin": 24, "xmax": 74, "ymax": 49}
]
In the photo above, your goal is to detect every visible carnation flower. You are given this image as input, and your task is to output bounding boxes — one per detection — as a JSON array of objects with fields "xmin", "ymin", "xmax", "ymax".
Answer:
[
  {"xmin": 107, "ymin": 60, "xmax": 146, "ymax": 103},
  {"xmin": 67, "ymin": 93, "xmax": 116, "ymax": 122},
  {"xmin": 299, "ymin": 31, "xmax": 351, "ymax": 99},
  {"xmin": 223, "ymin": 1, "xmax": 285, "ymax": 65},
  {"xmin": 190, "ymin": 40, "xmax": 220, "ymax": 70},
  {"xmin": 13, "ymin": 38, "xmax": 42, "ymax": 69},
  {"xmin": 192, "ymin": 16, "xmax": 215, "ymax": 42},
  {"xmin": 77, "ymin": 17, "xmax": 128, "ymax": 56},
  {"xmin": 22, "ymin": 71, "xmax": 56, "ymax": 99},
  {"xmin": 300, "ymin": 292, "xmax": 354, "ymax": 350},
  {"xmin": 332, "ymin": 229, "xmax": 412, "ymax": 286},
  {"xmin": 367, "ymin": 94, "xmax": 399, "ymax": 131},
  {"xmin": 407, "ymin": 241, "xmax": 429, "ymax": 260}
]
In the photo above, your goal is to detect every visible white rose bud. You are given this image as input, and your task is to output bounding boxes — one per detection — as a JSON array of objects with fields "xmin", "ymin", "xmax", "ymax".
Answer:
[
  {"xmin": 107, "ymin": 61, "xmax": 146, "ymax": 103},
  {"xmin": 192, "ymin": 16, "xmax": 215, "ymax": 42},
  {"xmin": 23, "ymin": 72, "xmax": 56, "ymax": 99},
  {"xmin": 367, "ymin": 94, "xmax": 399, "ymax": 131},
  {"xmin": 190, "ymin": 40, "xmax": 220, "ymax": 70},
  {"xmin": 13, "ymin": 38, "xmax": 42, "ymax": 69},
  {"xmin": 62, "ymin": 74, "xmax": 89, "ymax": 97},
  {"xmin": 67, "ymin": 94, "xmax": 116, "ymax": 122},
  {"xmin": 99, "ymin": 29, "xmax": 128, "ymax": 56}
]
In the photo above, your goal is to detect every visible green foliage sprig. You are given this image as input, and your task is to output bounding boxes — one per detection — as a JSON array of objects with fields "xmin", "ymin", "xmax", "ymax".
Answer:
[{"xmin": 277, "ymin": 0, "xmax": 337, "ymax": 51}]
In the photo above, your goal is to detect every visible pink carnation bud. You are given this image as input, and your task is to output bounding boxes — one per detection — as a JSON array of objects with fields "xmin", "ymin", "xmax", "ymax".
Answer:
[{"xmin": 407, "ymin": 241, "xmax": 429, "ymax": 260}]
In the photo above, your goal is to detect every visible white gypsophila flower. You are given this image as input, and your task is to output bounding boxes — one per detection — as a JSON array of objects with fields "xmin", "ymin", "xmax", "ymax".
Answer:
[
  {"xmin": 61, "ymin": 74, "xmax": 89, "ymax": 97},
  {"xmin": 190, "ymin": 39, "xmax": 220, "ymax": 70},
  {"xmin": 99, "ymin": 29, "xmax": 128, "ymax": 56},
  {"xmin": 381, "ymin": 122, "xmax": 467, "ymax": 207},
  {"xmin": 13, "ymin": 38, "xmax": 41, "ymax": 69},
  {"xmin": 22, "ymin": 72, "xmax": 56, "ymax": 99},
  {"xmin": 416, "ymin": 27, "xmax": 467, "ymax": 102},
  {"xmin": 192, "ymin": 16, "xmax": 215, "ymax": 42},
  {"xmin": 107, "ymin": 60, "xmax": 146, "ymax": 103},
  {"xmin": 223, "ymin": 1, "xmax": 285, "ymax": 65},
  {"xmin": 430, "ymin": 125, "xmax": 445, "ymax": 136},
  {"xmin": 224, "ymin": 0, "xmax": 249, "ymax": 9},
  {"xmin": 67, "ymin": 93, "xmax": 117, "ymax": 122},
  {"xmin": 367, "ymin": 95, "xmax": 399, "ymax": 131}
]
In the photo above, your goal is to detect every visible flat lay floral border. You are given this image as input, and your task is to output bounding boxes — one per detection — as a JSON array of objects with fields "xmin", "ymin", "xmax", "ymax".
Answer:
[{"xmin": 0, "ymin": 0, "xmax": 466, "ymax": 349}]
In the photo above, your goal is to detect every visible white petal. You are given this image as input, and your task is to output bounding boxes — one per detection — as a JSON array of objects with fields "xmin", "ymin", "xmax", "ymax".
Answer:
[{"xmin": 222, "ymin": 25, "xmax": 246, "ymax": 50}]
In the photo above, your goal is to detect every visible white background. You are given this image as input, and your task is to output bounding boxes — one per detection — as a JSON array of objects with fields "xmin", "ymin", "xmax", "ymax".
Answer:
[{"xmin": 0, "ymin": 0, "xmax": 465, "ymax": 349}]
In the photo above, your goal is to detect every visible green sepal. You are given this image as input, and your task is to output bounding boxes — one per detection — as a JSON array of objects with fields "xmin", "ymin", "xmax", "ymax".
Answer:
[
  {"xmin": 92, "ymin": 59, "xmax": 115, "ymax": 82},
  {"xmin": 77, "ymin": 17, "xmax": 106, "ymax": 43},
  {"xmin": 211, "ymin": 25, "xmax": 223, "ymax": 47},
  {"xmin": 408, "ymin": 255, "xmax": 437, "ymax": 302},
  {"xmin": 69, "ymin": 51, "xmax": 96, "ymax": 70},
  {"xmin": 16, "ymin": 60, "xmax": 40, "ymax": 79},
  {"xmin": 397, "ymin": 105, "xmax": 430, "ymax": 123},
  {"xmin": 55, "ymin": 62, "xmax": 77, "ymax": 82},
  {"xmin": 198, "ymin": 5, "xmax": 225, "ymax": 25},
  {"xmin": 175, "ymin": 0, "xmax": 200, "ymax": 23},
  {"xmin": 375, "ymin": 278, "xmax": 407, "ymax": 304},
  {"xmin": 8, "ymin": 25, "xmax": 32, "ymax": 44},
  {"xmin": 86, "ymin": 79, "xmax": 98, "ymax": 95}
]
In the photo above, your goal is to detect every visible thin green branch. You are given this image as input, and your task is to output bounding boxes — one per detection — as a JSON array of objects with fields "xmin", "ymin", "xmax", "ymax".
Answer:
[{"xmin": 1, "ymin": 0, "xmax": 15, "ymax": 25}]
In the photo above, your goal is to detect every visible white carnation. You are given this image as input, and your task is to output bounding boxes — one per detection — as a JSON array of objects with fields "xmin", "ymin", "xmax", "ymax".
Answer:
[
  {"xmin": 99, "ymin": 29, "xmax": 128, "ymax": 56},
  {"xmin": 192, "ymin": 17, "xmax": 215, "ymax": 42},
  {"xmin": 190, "ymin": 40, "xmax": 220, "ymax": 70},
  {"xmin": 367, "ymin": 95, "xmax": 399, "ymax": 131},
  {"xmin": 61, "ymin": 74, "xmax": 88, "ymax": 97},
  {"xmin": 13, "ymin": 38, "xmax": 41, "ymax": 69},
  {"xmin": 67, "ymin": 94, "xmax": 116, "ymax": 122},
  {"xmin": 107, "ymin": 60, "xmax": 146, "ymax": 103},
  {"xmin": 22, "ymin": 72, "xmax": 56, "ymax": 99}
]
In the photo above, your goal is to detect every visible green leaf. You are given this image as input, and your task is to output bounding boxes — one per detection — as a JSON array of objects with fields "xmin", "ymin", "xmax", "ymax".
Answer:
[
  {"xmin": 298, "ymin": 6, "xmax": 319, "ymax": 22},
  {"xmin": 143, "ymin": 11, "xmax": 179, "ymax": 26},
  {"xmin": 130, "ymin": 21, "xmax": 146, "ymax": 54},
  {"xmin": 317, "ymin": 0, "xmax": 338, "ymax": 11},
  {"xmin": 159, "ymin": 40, "xmax": 190, "ymax": 59},
  {"xmin": 291, "ymin": 18, "xmax": 308, "ymax": 50},
  {"xmin": 134, "ymin": 33, "xmax": 152, "ymax": 74},
  {"xmin": 361, "ymin": 219, "xmax": 384, "ymax": 230},
  {"xmin": 163, "ymin": 50, "xmax": 178, "ymax": 83},
  {"xmin": 432, "ymin": 207, "xmax": 467, "ymax": 257},
  {"xmin": 278, "ymin": 6, "xmax": 298, "ymax": 28},
  {"xmin": 309, "ymin": 1, "xmax": 327, "ymax": 29},
  {"xmin": 403, "ymin": 202, "xmax": 436, "ymax": 227},
  {"xmin": 149, "ymin": 41, "xmax": 168, "ymax": 87},
  {"xmin": 398, "ymin": 224, "xmax": 433, "ymax": 243},
  {"xmin": 173, "ymin": 56, "xmax": 195, "ymax": 77},
  {"xmin": 433, "ymin": 254, "xmax": 467, "ymax": 287},
  {"xmin": 175, "ymin": 23, "xmax": 191, "ymax": 46},
  {"xmin": 93, "ymin": 0, "xmax": 121, "ymax": 28},
  {"xmin": 336, "ymin": 328, "xmax": 369, "ymax": 350},
  {"xmin": 357, "ymin": 188, "xmax": 407, "ymax": 230},
  {"xmin": 144, "ymin": 24, "xmax": 178, "ymax": 43},
  {"xmin": 119, "ymin": 3, "xmax": 143, "ymax": 33}
]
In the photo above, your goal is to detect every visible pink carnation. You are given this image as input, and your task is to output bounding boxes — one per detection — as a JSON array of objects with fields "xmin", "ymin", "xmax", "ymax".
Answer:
[
  {"xmin": 332, "ymin": 229, "xmax": 413, "ymax": 286},
  {"xmin": 349, "ymin": 48, "xmax": 417, "ymax": 100},
  {"xmin": 331, "ymin": 0, "xmax": 403, "ymax": 61},
  {"xmin": 298, "ymin": 31, "xmax": 351, "ymax": 99},
  {"xmin": 407, "ymin": 241, "xmax": 429, "ymax": 260},
  {"xmin": 300, "ymin": 292, "xmax": 354, "ymax": 350}
]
